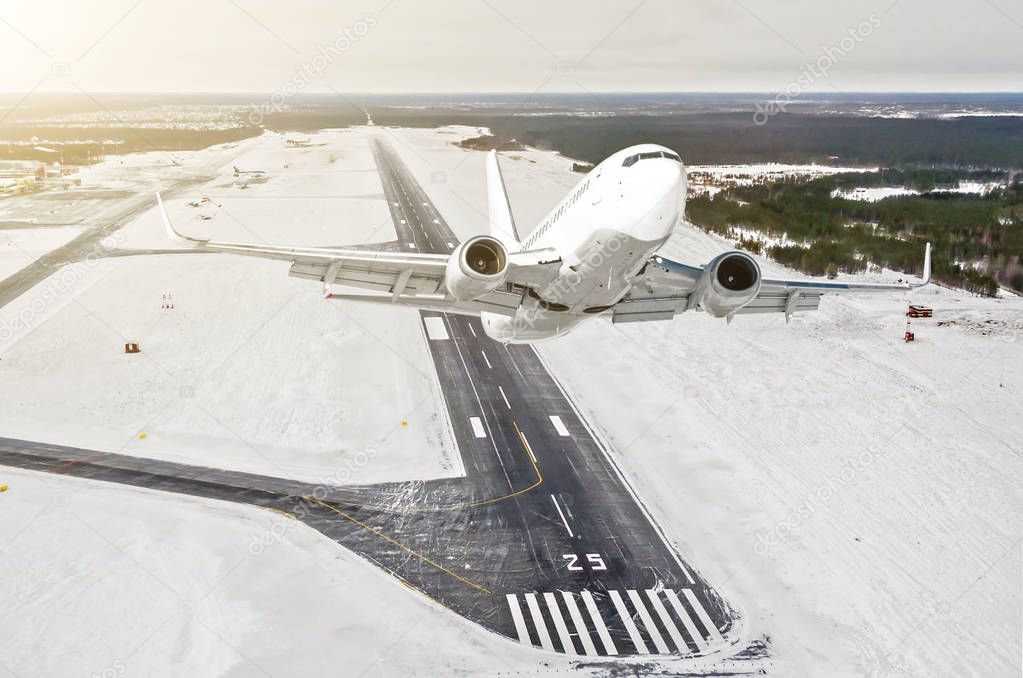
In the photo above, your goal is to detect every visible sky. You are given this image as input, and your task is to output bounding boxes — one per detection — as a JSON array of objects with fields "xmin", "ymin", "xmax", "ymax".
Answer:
[{"xmin": 0, "ymin": 0, "xmax": 1021, "ymax": 94}]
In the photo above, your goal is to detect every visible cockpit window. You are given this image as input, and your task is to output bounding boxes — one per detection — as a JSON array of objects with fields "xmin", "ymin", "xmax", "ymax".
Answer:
[{"xmin": 622, "ymin": 151, "xmax": 682, "ymax": 167}]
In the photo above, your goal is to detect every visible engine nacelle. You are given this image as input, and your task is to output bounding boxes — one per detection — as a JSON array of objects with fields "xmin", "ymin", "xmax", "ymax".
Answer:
[
  {"xmin": 696, "ymin": 251, "xmax": 762, "ymax": 317},
  {"xmin": 445, "ymin": 236, "xmax": 509, "ymax": 301}
]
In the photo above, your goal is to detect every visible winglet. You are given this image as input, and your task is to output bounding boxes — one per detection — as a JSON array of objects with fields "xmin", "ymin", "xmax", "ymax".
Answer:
[
  {"xmin": 914, "ymin": 242, "xmax": 932, "ymax": 287},
  {"xmin": 486, "ymin": 150, "xmax": 521, "ymax": 248},
  {"xmin": 156, "ymin": 193, "xmax": 207, "ymax": 246}
]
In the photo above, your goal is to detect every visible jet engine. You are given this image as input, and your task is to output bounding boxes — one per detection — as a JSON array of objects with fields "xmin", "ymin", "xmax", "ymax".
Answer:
[
  {"xmin": 695, "ymin": 251, "xmax": 762, "ymax": 317},
  {"xmin": 445, "ymin": 236, "xmax": 509, "ymax": 301}
]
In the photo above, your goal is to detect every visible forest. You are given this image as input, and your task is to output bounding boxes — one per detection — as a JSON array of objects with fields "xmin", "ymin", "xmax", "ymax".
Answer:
[{"xmin": 686, "ymin": 170, "xmax": 1022, "ymax": 296}]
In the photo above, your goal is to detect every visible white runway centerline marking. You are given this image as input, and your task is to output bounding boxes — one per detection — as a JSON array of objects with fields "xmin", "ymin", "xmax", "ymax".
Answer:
[
  {"xmin": 561, "ymin": 592, "xmax": 598, "ymax": 656},
  {"xmin": 423, "ymin": 317, "xmax": 449, "ymax": 340},
  {"xmin": 469, "ymin": 417, "xmax": 487, "ymax": 438},
  {"xmin": 481, "ymin": 351, "xmax": 492, "ymax": 369},
  {"xmin": 549, "ymin": 415, "xmax": 570, "ymax": 437},
  {"xmin": 506, "ymin": 594, "xmax": 531, "ymax": 646},
  {"xmin": 550, "ymin": 494, "xmax": 574, "ymax": 537},
  {"xmin": 498, "ymin": 386, "xmax": 511, "ymax": 409},
  {"xmin": 467, "ymin": 322, "xmax": 477, "ymax": 337},
  {"xmin": 524, "ymin": 593, "xmax": 555, "ymax": 651}
]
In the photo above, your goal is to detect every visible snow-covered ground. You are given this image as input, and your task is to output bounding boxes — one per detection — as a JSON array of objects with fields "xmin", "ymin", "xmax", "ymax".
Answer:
[
  {"xmin": 0, "ymin": 125, "xmax": 1020, "ymax": 677},
  {"xmin": 0, "ymin": 466, "xmax": 566, "ymax": 677},
  {"xmin": 387, "ymin": 126, "xmax": 1023, "ymax": 677},
  {"xmin": 0, "ymin": 129, "xmax": 460, "ymax": 485},
  {"xmin": 832, "ymin": 182, "xmax": 1004, "ymax": 202},
  {"xmin": 687, "ymin": 163, "xmax": 876, "ymax": 197},
  {"xmin": 0, "ymin": 226, "xmax": 81, "ymax": 280}
]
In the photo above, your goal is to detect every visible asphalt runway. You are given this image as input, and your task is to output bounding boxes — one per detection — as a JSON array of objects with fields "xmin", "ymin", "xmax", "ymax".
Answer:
[{"xmin": 0, "ymin": 136, "xmax": 749, "ymax": 661}]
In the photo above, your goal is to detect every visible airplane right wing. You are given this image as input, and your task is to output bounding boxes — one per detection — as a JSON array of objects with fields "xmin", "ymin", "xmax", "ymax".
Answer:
[
  {"xmin": 614, "ymin": 243, "xmax": 931, "ymax": 323},
  {"xmin": 157, "ymin": 194, "xmax": 559, "ymax": 317}
]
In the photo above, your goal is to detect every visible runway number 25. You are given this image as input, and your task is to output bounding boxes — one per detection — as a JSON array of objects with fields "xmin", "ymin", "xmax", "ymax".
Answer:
[{"xmin": 563, "ymin": 553, "xmax": 607, "ymax": 572}]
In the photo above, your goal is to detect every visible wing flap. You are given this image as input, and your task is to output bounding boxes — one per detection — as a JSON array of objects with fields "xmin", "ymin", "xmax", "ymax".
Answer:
[{"xmin": 328, "ymin": 289, "xmax": 522, "ymax": 317}]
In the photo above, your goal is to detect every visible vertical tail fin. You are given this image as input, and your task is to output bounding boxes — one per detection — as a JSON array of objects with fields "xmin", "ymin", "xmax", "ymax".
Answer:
[{"xmin": 486, "ymin": 150, "xmax": 521, "ymax": 248}]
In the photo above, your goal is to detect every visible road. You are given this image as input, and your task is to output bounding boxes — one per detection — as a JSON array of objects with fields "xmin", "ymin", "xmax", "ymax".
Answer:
[{"xmin": 0, "ymin": 135, "xmax": 747, "ymax": 661}]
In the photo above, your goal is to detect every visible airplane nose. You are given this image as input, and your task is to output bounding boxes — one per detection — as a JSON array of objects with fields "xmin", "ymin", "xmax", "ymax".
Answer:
[{"xmin": 629, "ymin": 159, "xmax": 684, "ymax": 203}]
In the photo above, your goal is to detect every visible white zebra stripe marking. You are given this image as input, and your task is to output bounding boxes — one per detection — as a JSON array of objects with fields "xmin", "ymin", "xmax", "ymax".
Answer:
[
  {"xmin": 524, "ymin": 593, "xmax": 555, "ymax": 651},
  {"xmin": 561, "ymin": 592, "xmax": 598, "ymax": 656},
  {"xmin": 609, "ymin": 590, "xmax": 648, "ymax": 654},
  {"xmin": 506, "ymin": 594, "xmax": 532, "ymax": 646},
  {"xmin": 646, "ymin": 589, "xmax": 689, "ymax": 653},
  {"xmin": 683, "ymin": 589, "xmax": 725, "ymax": 645},
  {"xmin": 627, "ymin": 589, "xmax": 670, "ymax": 653},
  {"xmin": 543, "ymin": 592, "xmax": 577, "ymax": 655},
  {"xmin": 665, "ymin": 589, "xmax": 708, "ymax": 651},
  {"xmin": 581, "ymin": 590, "xmax": 618, "ymax": 655}
]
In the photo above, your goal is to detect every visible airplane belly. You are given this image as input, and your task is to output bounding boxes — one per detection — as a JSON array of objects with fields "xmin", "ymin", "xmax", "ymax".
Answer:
[{"xmin": 536, "ymin": 229, "xmax": 666, "ymax": 313}]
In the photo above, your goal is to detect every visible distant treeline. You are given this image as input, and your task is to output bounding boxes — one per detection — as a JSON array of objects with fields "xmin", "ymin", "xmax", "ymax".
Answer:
[
  {"xmin": 687, "ymin": 170, "xmax": 1023, "ymax": 296},
  {"xmin": 0, "ymin": 126, "xmax": 261, "ymax": 165},
  {"xmin": 370, "ymin": 109, "xmax": 1023, "ymax": 168}
]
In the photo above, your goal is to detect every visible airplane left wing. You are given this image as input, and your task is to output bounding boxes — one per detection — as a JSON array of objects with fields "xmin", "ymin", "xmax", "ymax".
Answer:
[
  {"xmin": 156, "ymin": 193, "xmax": 557, "ymax": 317},
  {"xmin": 615, "ymin": 243, "xmax": 931, "ymax": 324}
]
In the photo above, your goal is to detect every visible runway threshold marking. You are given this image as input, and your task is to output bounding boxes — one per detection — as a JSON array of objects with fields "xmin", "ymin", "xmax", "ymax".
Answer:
[
  {"xmin": 628, "ymin": 589, "xmax": 669, "ymax": 653},
  {"xmin": 561, "ymin": 592, "xmax": 599, "ymax": 656},
  {"xmin": 543, "ymin": 592, "xmax": 578, "ymax": 655},
  {"xmin": 609, "ymin": 590, "xmax": 648, "ymax": 654},
  {"xmin": 524, "ymin": 593, "xmax": 555, "ymax": 651},
  {"xmin": 665, "ymin": 589, "xmax": 708, "ymax": 651},
  {"xmin": 683, "ymin": 588, "xmax": 725, "ymax": 645},
  {"xmin": 306, "ymin": 496, "xmax": 492, "ymax": 594},
  {"xmin": 581, "ymin": 591, "xmax": 618, "ymax": 655},
  {"xmin": 646, "ymin": 589, "xmax": 689, "ymax": 653},
  {"xmin": 507, "ymin": 594, "xmax": 532, "ymax": 646}
]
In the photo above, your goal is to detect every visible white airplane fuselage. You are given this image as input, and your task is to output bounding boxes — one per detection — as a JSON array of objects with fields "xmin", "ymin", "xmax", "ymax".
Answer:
[{"xmin": 482, "ymin": 144, "xmax": 687, "ymax": 343}]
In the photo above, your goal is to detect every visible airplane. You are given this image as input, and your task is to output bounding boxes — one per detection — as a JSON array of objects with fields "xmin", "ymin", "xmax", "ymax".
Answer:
[{"xmin": 158, "ymin": 143, "xmax": 931, "ymax": 344}]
